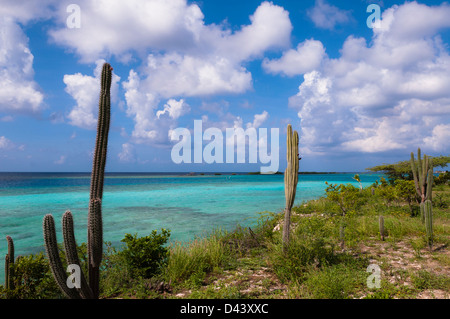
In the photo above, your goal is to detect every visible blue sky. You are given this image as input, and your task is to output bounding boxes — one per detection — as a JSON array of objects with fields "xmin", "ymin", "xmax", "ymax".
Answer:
[{"xmin": 0, "ymin": 0, "xmax": 449, "ymax": 172}]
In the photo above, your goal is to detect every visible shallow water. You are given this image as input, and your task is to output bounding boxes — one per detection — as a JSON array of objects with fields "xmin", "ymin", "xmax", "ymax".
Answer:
[{"xmin": 0, "ymin": 172, "xmax": 382, "ymax": 283}]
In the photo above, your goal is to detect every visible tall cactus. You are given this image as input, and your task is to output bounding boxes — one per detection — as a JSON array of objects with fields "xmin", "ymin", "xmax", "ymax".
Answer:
[
  {"xmin": 424, "ymin": 200, "xmax": 433, "ymax": 250},
  {"xmin": 410, "ymin": 148, "xmax": 434, "ymax": 250},
  {"xmin": 425, "ymin": 169, "xmax": 433, "ymax": 250},
  {"xmin": 282, "ymin": 124, "xmax": 299, "ymax": 247},
  {"xmin": 43, "ymin": 62, "xmax": 112, "ymax": 299},
  {"xmin": 43, "ymin": 213, "xmax": 88, "ymax": 299},
  {"xmin": 410, "ymin": 148, "xmax": 433, "ymax": 222},
  {"xmin": 379, "ymin": 215, "xmax": 385, "ymax": 241},
  {"xmin": 5, "ymin": 236, "xmax": 14, "ymax": 290},
  {"xmin": 87, "ymin": 61, "xmax": 112, "ymax": 297}
]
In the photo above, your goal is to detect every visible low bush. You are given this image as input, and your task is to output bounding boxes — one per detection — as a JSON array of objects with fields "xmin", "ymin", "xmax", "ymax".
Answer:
[
  {"xmin": 434, "ymin": 171, "xmax": 450, "ymax": 185},
  {"xmin": 0, "ymin": 252, "xmax": 63, "ymax": 299},
  {"xmin": 119, "ymin": 229, "xmax": 171, "ymax": 279}
]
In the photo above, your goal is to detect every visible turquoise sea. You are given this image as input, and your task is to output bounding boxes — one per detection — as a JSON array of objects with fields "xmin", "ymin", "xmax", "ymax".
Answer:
[{"xmin": 0, "ymin": 172, "xmax": 383, "ymax": 283}]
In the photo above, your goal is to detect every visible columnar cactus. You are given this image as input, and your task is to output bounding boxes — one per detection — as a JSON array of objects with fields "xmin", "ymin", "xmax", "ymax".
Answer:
[
  {"xmin": 424, "ymin": 200, "xmax": 433, "ymax": 250},
  {"xmin": 379, "ymin": 215, "xmax": 385, "ymax": 241},
  {"xmin": 43, "ymin": 62, "xmax": 112, "ymax": 299},
  {"xmin": 424, "ymin": 169, "xmax": 434, "ymax": 250},
  {"xmin": 5, "ymin": 236, "xmax": 14, "ymax": 290},
  {"xmin": 410, "ymin": 148, "xmax": 433, "ymax": 222},
  {"xmin": 87, "ymin": 62, "xmax": 112, "ymax": 297},
  {"xmin": 410, "ymin": 148, "xmax": 434, "ymax": 250},
  {"xmin": 43, "ymin": 213, "xmax": 88, "ymax": 299},
  {"xmin": 282, "ymin": 124, "xmax": 299, "ymax": 247}
]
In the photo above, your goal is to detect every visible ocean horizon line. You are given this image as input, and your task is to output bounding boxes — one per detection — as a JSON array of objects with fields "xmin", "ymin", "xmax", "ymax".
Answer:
[{"xmin": 0, "ymin": 171, "xmax": 376, "ymax": 175}]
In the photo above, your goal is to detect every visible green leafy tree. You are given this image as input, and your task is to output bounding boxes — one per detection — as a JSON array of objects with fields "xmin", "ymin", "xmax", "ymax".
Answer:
[
  {"xmin": 352, "ymin": 174, "xmax": 362, "ymax": 191},
  {"xmin": 367, "ymin": 155, "xmax": 450, "ymax": 183},
  {"xmin": 325, "ymin": 182, "xmax": 362, "ymax": 215},
  {"xmin": 434, "ymin": 171, "xmax": 450, "ymax": 185},
  {"xmin": 394, "ymin": 179, "xmax": 416, "ymax": 215},
  {"xmin": 376, "ymin": 183, "xmax": 397, "ymax": 206}
]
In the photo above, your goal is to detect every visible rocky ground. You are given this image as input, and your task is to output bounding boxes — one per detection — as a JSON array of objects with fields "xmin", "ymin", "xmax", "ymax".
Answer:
[{"xmin": 168, "ymin": 239, "xmax": 449, "ymax": 299}]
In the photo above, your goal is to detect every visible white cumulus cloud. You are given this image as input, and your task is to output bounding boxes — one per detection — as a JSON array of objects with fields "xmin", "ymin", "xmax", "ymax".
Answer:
[
  {"xmin": 0, "ymin": 17, "xmax": 44, "ymax": 114},
  {"xmin": 48, "ymin": 0, "xmax": 293, "ymax": 146},
  {"xmin": 64, "ymin": 60, "xmax": 120, "ymax": 129},
  {"xmin": 140, "ymin": 53, "xmax": 252, "ymax": 98},
  {"xmin": 156, "ymin": 99, "xmax": 190, "ymax": 120},
  {"xmin": 262, "ymin": 39, "xmax": 326, "ymax": 77},
  {"xmin": 307, "ymin": 0, "xmax": 352, "ymax": 30},
  {"xmin": 423, "ymin": 124, "xmax": 450, "ymax": 151},
  {"xmin": 0, "ymin": 136, "xmax": 24, "ymax": 151},
  {"xmin": 247, "ymin": 111, "xmax": 269, "ymax": 129},
  {"xmin": 287, "ymin": 1, "xmax": 450, "ymax": 155},
  {"xmin": 112, "ymin": 1, "xmax": 291, "ymax": 145},
  {"xmin": 0, "ymin": 136, "xmax": 13, "ymax": 149},
  {"xmin": 118, "ymin": 143, "xmax": 137, "ymax": 163}
]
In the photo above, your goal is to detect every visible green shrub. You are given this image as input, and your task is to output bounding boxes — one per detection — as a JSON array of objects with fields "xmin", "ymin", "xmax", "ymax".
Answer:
[
  {"xmin": 434, "ymin": 193, "xmax": 449, "ymax": 208},
  {"xmin": 268, "ymin": 234, "xmax": 337, "ymax": 283},
  {"xmin": 324, "ymin": 183, "xmax": 366, "ymax": 215},
  {"xmin": 434, "ymin": 171, "xmax": 450, "ymax": 185},
  {"xmin": 254, "ymin": 211, "xmax": 278, "ymax": 242},
  {"xmin": 100, "ymin": 241, "xmax": 133, "ymax": 297},
  {"xmin": 120, "ymin": 229, "xmax": 171, "ymax": 279},
  {"xmin": 394, "ymin": 179, "xmax": 417, "ymax": 214},
  {"xmin": 0, "ymin": 252, "xmax": 63, "ymax": 299},
  {"xmin": 375, "ymin": 184, "xmax": 397, "ymax": 206}
]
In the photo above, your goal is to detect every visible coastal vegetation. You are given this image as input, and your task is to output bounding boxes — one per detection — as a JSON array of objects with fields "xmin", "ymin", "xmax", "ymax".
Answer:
[
  {"xmin": 0, "ymin": 67, "xmax": 448, "ymax": 299},
  {"xmin": 41, "ymin": 62, "xmax": 113, "ymax": 299},
  {"xmin": 2, "ymin": 166, "xmax": 448, "ymax": 299},
  {"xmin": 366, "ymin": 154, "xmax": 450, "ymax": 183}
]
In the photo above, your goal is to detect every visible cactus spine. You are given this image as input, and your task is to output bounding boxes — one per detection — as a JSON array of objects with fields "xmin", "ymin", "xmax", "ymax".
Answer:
[
  {"xmin": 282, "ymin": 124, "xmax": 299, "ymax": 247},
  {"xmin": 42, "ymin": 62, "xmax": 112, "ymax": 299},
  {"xmin": 5, "ymin": 236, "xmax": 14, "ymax": 290}
]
